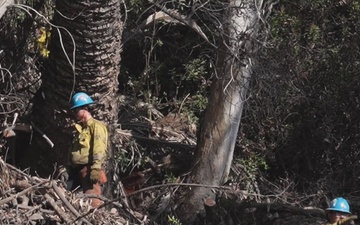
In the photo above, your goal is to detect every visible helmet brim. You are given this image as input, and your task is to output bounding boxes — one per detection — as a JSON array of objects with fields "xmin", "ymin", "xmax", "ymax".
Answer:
[
  {"xmin": 326, "ymin": 208, "xmax": 351, "ymax": 214},
  {"xmin": 70, "ymin": 102, "xmax": 94, "ymax": 110}
]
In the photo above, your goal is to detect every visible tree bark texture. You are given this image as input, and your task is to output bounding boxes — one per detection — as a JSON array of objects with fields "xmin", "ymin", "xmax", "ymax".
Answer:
[
  {"xmin": 176, "ymin": 0, "xmax": 260, "ymax": 223},
  {"xmin": 31, "ymin": 0, "xmax": 122, "ymax": 173}
]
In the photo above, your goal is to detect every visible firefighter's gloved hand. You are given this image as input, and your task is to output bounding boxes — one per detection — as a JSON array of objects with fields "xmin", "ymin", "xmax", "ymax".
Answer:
[{"xmin": 90, "ymin": 168, "xmax": 101, "ymax": 183}]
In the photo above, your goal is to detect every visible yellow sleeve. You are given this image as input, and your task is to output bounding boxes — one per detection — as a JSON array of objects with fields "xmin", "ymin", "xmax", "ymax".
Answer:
[{"xmin": 91, "ymin": 121, "xmax": 108, "ymax": 169}]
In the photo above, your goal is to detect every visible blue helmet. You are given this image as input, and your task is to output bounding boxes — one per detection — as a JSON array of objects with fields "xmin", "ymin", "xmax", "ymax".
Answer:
[
  {"xmin": 70, "ymin": 92, "xmax": 94, "ymax": 109},
  {"xmin": 326, "ymin": 197, "xmax": 351, "ymax": 214}
]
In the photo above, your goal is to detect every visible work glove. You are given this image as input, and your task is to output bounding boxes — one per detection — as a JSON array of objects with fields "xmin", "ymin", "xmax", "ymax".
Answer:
[{"xmin": 90, "ymin": 168, "xmax": 101, "ymax": 183}]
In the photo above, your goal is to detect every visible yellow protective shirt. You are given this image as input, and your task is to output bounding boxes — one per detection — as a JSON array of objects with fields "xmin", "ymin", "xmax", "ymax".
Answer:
[{"xmin": 70, "ymin": 118, "xmax": 108, "ymax": 169}]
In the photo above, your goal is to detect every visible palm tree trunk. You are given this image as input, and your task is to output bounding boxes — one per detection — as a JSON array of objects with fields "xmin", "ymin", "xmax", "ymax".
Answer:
[{"xmin": 31, "ymin": 0, "xmax": 122, "ymax": 176}]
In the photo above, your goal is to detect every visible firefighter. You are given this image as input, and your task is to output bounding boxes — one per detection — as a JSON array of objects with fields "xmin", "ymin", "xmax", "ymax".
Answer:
[
  {"xmin": 59, "ymin": 92, "xmax": 108, "ymax": 208},
  {"xmin": 325, "ymin": 197, "xmax": 355, "ymax": 225}
]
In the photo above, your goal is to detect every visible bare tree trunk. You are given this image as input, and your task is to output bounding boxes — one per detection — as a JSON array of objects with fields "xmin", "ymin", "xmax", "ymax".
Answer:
[
  {"xmin": 176, "ymin": 0, "xmax": 261, "ymax": 223},
  {"xmin": 30, "ymin": 0, "xmax": 122, "ymax": 177},
  {"xmin": 0, "ymin": 0, "xmax": 14, "ymax": 19}
]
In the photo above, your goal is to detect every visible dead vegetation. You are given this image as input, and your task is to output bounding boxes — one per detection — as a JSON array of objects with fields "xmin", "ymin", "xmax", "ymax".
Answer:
[
  {"xmin": 1, "ymin": 107, "xmax": 360, "ymax": 224},
  {"xmin": 0, "ymin": 156, "xmax": 148, "ymax": 225},
  {"xmin": 0, "ymin": 90, "xmax": 358, "ymax": 225},
  {"xmin": 0, "ymin": 153, "xmax": 335, "ymax": 225},
  {"xmin": 0, "ymin": 97, "xmax": 350, "ymax": 225}
]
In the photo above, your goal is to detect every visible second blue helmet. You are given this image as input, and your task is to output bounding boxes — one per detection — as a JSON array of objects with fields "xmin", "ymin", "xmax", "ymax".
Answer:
[{"xmin": 326, "ymin": 197, "xmax": 351, "ymax": 214}]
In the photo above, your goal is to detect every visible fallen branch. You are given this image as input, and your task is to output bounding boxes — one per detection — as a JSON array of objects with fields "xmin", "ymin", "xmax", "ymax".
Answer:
[
  {"xmin": 114, "ymin": 129, "xmax": 195, "ymax": 149},
  {"xmin": 51, "ymin": 181, "xmax": 92, "ymax": 225},
  {"xmin": 0, "ymin": 181, "xmax": 48, "ymax": 206},
  {"xmin": 248, "ymin": 202, "xmax": 326, "ymax": 218},
  {"xmin": 75, "ymin": 194, "xmax": 144, "ymax": 225},
  {"xmin": 44, "ymin": 193, "xmax": 71, "ymax": 224},
  {"xmin": 6, "ymin": 162, "xmax": 33, "ymax": 181}
]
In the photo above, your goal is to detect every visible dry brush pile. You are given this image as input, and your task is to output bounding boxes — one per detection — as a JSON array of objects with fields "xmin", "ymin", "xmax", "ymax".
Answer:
[{"xmin": 0, "ymin": 157, "xmax": 147, "ymax": 225}]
